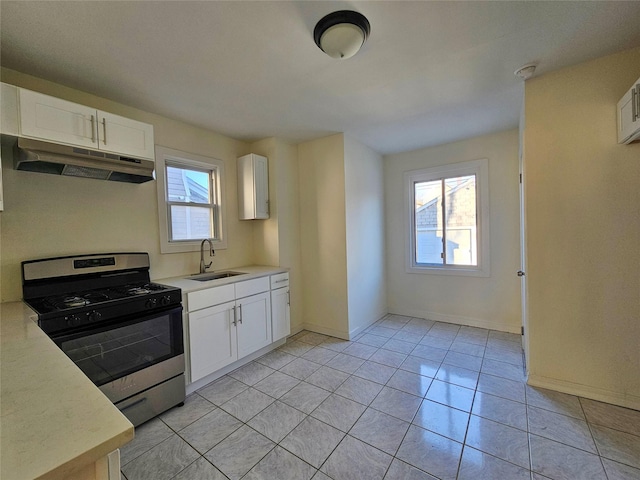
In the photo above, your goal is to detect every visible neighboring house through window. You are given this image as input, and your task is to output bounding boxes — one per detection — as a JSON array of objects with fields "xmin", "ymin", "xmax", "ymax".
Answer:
[
  {"xmin": 156, "ymin": 146, "xmax": 227, "ymax": 253},
  {"xmin": 404, "ymin": 158, "xmax": 490, "ymax": 277}
]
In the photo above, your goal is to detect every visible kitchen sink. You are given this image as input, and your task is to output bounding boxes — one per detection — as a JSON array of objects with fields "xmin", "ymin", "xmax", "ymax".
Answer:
[{"xmin": 190, "ymin": 271, "xmax": 246, "ymax": 282}]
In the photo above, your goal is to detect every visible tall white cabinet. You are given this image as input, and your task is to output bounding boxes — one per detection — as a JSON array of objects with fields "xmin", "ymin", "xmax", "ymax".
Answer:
[{"xmin": 237, "ymin": 153, "xmax": 269, "ymax": 220}]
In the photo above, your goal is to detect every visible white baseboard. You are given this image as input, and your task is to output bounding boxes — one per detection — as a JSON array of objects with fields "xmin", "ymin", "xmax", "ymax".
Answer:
[
  {"xmin": 300, "ymin": 311, "xmax": 388, "ymax": 341},
  {"xmin": 349, "ymin": 312, "xmax": 388, "ymax": 339},
  {"xmin": 528, "ymin": 374, "xmax": 640, "ymax": 411},
  {"xmin": 300, "ymin": 322, "xmax": 350, "ymax": 340},
  {"xmin": 388, "ymin": 306, "xmax": 520, "ymax": 334}
]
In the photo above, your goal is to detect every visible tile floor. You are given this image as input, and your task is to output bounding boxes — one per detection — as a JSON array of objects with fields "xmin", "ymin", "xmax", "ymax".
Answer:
[{"xmin": 120, "ymin": 314, "xmax": 640, "ymax": 480}]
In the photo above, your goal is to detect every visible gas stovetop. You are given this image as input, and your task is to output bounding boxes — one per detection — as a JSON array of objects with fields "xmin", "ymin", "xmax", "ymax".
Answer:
[{"xmin": 21, "ymin": 253, "xmax": 182, "ymax": 335}]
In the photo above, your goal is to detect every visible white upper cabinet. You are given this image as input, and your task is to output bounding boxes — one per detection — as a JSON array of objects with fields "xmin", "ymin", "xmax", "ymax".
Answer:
[
  {"xmin": 19, "ymin": 89, "xmax": 97, "ymax": 148},
  {"xmin": 16, "ymin": 88, "xmax": 155, "ymax": 159},
  {"xmin": 617, "ymin": 76, "xmax": 640, "ymax": 144},
  {"xmin": 97, "ymin": 111, "xmax": 155, "ymax": 159},
  {"xmin": 1, "ymin": 83, "xmax": 20, "ymax": 136},
  {"xmin": 237, "ymin": 153, "xmax": 269, "ymax": 220}
]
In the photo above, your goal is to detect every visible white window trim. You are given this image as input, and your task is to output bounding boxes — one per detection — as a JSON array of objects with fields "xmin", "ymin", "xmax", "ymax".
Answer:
[
  {"xmin": 404, "ymin": 158, "xmax": 490, "ymax": 277},
  {"xmin": 156, "ymin": 145, "xmax": 227, "ymax": 254}
]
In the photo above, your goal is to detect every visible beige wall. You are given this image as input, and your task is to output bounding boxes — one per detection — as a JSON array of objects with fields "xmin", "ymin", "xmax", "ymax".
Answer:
[
  {"xmin": 344, "ymin": 135, "xmax": 386, "ymax": 335},
  {"xmin": 297, "ymin": 134, "xmax": 350, "ymax": 338},
  {"xmin": 0, "ymin": 68, "xmax": 253, "ymax": 302},
  {"xmin": 249, "ymin": 138, "xmax": 303, "ymax": 333},
  {"xmin": 524, "ymin": 47, "xmax": 640, "ymax": 409},
  {"xmin": 384, "ymin": 129, "xmax": 521, "ymax": 332}
]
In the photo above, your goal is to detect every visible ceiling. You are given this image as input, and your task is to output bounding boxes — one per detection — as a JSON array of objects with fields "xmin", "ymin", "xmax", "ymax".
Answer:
[{"xmin": 2, "ymin": 1, "xmax": 640, "ymax": 155}]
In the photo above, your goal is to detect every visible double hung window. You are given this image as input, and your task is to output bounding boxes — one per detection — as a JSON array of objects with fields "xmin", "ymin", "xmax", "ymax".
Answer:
[{"xmin": 156, "ymin": 146, "xmax": 226, "ymax": 253}]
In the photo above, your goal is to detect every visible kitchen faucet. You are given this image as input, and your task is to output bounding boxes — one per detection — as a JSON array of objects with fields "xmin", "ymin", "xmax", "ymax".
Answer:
[{"xmin": 199, "ymin": 239, "xmax": 215, "ymax": 273}]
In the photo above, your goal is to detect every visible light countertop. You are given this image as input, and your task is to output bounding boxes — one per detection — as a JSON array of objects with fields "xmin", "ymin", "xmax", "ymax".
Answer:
[
  {"xmin": 0, "ymin": 302, "xmax": 134, "ymax": 480},
  {"xmin": 156, "ymin": 265, "xmax": 287, "ymax": 293}
]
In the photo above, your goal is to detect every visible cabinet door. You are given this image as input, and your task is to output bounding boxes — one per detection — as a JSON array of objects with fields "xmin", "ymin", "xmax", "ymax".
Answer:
[
  {"xmin": 236, "ymin": 292, "xmax": 272, "ymax": 358},
  {"xmin": 97, "ymin": 111, "xmax": 155, "ymax": 160},
  {"xmin": 188, "ymin": 301, "xmax": 237, "ymax": 382},
  {"xmin": 253, "ymin": 154, "xmax": 269, "ymax": 219},
  {"xmin": 271, "ymin": 287, "xmax": 290, "ymax": 342},
  {"xmin": 19, "ymin": 89, "xmax": 98, "ymax": 148},
  {"xmin": 237, "ymin": 154, "xmax": 269, "ymax": 220}
]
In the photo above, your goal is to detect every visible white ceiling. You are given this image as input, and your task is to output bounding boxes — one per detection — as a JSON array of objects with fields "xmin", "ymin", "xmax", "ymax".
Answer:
[{"xmin": 2, "ymin": 1, "xmax": 640, "ymax": 155}]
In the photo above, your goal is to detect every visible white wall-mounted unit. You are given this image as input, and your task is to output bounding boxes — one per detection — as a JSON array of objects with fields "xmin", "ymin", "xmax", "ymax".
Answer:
[
  {"xmin": 1, "ymin": 83, "xmax": 20, "ymax": 136},
  {"xmin": 18, "ymin": 88, "xmax": 155, "ymax": 159},
  {"xmin": 237, "ymin": 153, "xmax": 269, "ymax": 219},
  {"xmin": 617, "ymin": 76, "xmax": 640, "ymax": 144}
]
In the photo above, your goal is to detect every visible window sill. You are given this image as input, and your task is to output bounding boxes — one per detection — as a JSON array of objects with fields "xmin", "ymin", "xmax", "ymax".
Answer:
[
  {"xmin": 160, "ymin": 238, "xmax": 228, "ymax": 254},
  {"xmin": 406, "ymin": 265, "xmax": 490, "ymax": 278}
]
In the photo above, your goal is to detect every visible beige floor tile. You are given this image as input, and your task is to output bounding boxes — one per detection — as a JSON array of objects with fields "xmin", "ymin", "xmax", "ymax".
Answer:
[
  {"xmin": 396, "ymin": 425, "xmax": 463, "ymax": 480},
  {"xmin": 530, "ymin": 434, "xmax": 606, "ymax": 480}
]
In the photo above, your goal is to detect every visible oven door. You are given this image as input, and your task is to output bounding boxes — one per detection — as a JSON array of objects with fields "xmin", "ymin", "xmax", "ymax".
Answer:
[{"xmin": 51, "ymin": 305, "xmax": 184, "ymax": 403}]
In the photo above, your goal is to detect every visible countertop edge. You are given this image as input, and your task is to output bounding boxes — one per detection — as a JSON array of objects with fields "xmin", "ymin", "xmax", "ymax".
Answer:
[
  {"xmin": 155, "ymin": 264, "xmax": 288, "ymax": 293},
  {"xmin": 1, "ymin": 301, "xmax": 134, "ymax": 480}
]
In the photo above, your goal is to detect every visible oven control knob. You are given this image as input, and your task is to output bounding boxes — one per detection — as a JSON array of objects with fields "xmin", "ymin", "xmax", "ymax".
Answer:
[
  {"xmin": 145, "ymin": 298, "xmax": 157, "ymax": 309},
  {"xmin": 65, "ymin": 314, "xmax": 81, "ymax": 327},
  {"xmin": 87, "ymin": 310, "xmax": 102, "ymax": 322},
  {"xmin": 160, "ymin": 295, "xmax": 172, "ymax": 306}
]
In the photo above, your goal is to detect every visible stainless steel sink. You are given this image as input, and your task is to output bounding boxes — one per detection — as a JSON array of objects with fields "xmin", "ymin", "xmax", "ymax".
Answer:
[{"xmin": 190, "ymin": 271, "xmax": 246, "ymax": 282}]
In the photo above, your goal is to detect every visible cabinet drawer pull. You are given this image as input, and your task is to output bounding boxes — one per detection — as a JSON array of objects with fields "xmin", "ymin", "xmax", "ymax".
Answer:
[{"xmin": 274, "ymin": 279, "xmax": 288, "ymax": 284}]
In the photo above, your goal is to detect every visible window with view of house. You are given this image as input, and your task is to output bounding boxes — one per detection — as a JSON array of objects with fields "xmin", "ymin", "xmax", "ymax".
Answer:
[
  {"xmin": 156, "ymin": 146, "xmax": 227, "ymax": 253},
  {"xmin": 405, "ymin": 159, "xmax": 490, "ymax": 277},
  {"xmin": 166, "ymin": 165, "xmax": 215, "ymax": 241}
]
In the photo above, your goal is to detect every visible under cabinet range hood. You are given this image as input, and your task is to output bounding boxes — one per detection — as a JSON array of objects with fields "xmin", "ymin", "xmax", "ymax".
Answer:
[{"xmin": 14, "ymin": 138, "xmax": 155, "ymax": 183}]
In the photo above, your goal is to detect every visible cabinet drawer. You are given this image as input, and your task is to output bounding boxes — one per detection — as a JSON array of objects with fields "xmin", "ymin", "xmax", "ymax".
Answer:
[
  {"xmin": 270, "ymin": 272, "xmax": 289, "ymax": 289},
  {"xmin": 187, "ymin": 283, "xmax": 235, "ymax": 312},
  {"xmin": 235, "ymin": 277, "xmax": 270, "ymax": 299}
]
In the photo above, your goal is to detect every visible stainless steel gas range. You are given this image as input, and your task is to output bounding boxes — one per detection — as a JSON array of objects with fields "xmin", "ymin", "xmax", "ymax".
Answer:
[{"xmin": 21, "ymin": 252, "xmax": 185, "ymax": 426}]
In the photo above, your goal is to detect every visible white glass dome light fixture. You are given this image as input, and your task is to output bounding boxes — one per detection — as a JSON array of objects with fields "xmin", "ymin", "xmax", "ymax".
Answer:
[{"xmin": 314, "ymin": 10, "xmax": 371, "ymax": 59}]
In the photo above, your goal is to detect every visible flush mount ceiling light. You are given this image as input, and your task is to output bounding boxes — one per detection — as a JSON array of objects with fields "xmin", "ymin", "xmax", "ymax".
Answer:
[
  {"xmin": 314, "ymin": 10, "xmax": 370, "ymax": 59},
  {"xmin": 514, "ymin": 63, "xmax": 537, "ymax": 80}
]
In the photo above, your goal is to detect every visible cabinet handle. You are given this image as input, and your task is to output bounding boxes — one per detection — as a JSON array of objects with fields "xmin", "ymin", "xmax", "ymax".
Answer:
[
  {"xmin": 635, "ymin": 84, "xmax": 640, "ymax": 121},
  {"xmin": 238, "ymin": 304, "xmax": 243, "ymax": 324},
  {"xmin": 287, "ymin": 290, "xmax": 290, "ymax": 306},
  {"xmin": 633, "ymin": 87, "xmax": 638, "ymax": 122},
  {"xmin": 274, "ymin": 279, "xmax": 288, "ymax": 284},
  {"xmin": 102, "ymin": 118, "xmax": 107, "ymax": 145},
  {"xmin": 232, "ymin": 305, "xmax": 237, "ymax": 326},
  {"xmin": 90, "ymin": 115, "xmax": 95, "ymax": 142}
]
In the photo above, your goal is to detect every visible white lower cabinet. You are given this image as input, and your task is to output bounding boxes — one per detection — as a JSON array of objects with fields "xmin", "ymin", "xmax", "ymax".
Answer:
[
  {"xmin": 236, "ymin": 291, "xmax": 272, "ymax": 358},
  {"xmin": 189, "ymin": 300, "xmax": 237, "ymax": 382},
  {"xmin": 270, "ymin": 272, "xmax": 290, "ymax": 342},
  {"xmin": 271, "ymin": 287, "xmax": 290, "ymax": 342},
  {"xmin": 186, "ymin": 276, "xmax": 273, "ymax": 383}
]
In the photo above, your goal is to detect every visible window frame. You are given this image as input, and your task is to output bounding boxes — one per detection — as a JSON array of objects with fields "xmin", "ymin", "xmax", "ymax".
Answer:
[
  {"xmin": 156, "ymin": 146, "xmax": 227, "ymax": 254},
  {"xmin": 404, "ymin": 158, "xmax": 490, "ymax": 277}
]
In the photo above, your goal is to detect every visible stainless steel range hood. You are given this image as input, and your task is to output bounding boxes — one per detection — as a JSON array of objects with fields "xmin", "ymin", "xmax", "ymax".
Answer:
[{"xmin": 15, "ymin": 138, "xmax": 155, "ymax": 183}]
